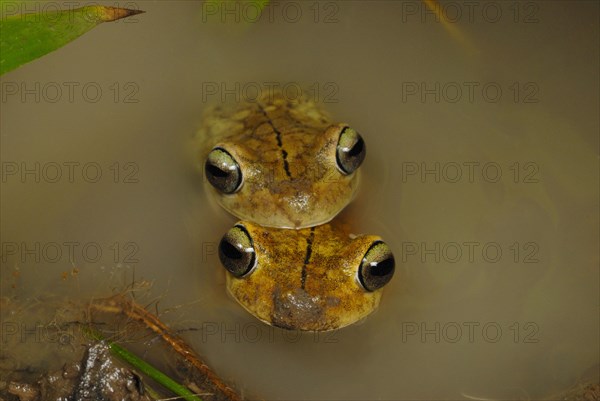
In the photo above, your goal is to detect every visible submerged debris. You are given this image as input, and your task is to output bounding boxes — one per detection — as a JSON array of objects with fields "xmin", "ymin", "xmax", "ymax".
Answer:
[
  {"xmin": 1, "ymin": 293, "xmax": 243, "ymax": 401},
  {"xmin": 8, "ymin": 342, "xmax": 151, "ymax": 401},
  {"xmin": 74, "ymin": 342, "xmax": 150, "ymax": 401}
]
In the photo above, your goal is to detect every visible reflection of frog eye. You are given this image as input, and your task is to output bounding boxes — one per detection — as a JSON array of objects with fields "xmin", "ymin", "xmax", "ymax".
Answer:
[
  {"xmin": 336, "ymin": 126, "xmax": 366, "ymax": 175},
  {"xmin": 205, "ymin": 147, "xmax": 242, "ymax": 194},
  {"xmin": 358, "ymin": 241, "xmax": 395, "ymax": 291},
  {"xmin": 219, "ymin": 225, "xmax": 256, "ymax": 277}
]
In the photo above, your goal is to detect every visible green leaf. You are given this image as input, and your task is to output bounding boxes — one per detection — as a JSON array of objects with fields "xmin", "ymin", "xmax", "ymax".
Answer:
[{"xmin": 0, "ymin": 5, "xmax": 144, "ymax": 75}]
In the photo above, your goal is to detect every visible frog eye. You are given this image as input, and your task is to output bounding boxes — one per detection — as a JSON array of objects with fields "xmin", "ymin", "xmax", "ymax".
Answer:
[
  {"xmin": 358, "ymin": 241, "xmax": 395, "ymax": 292},
  {"xmin": 336, "ymin": 126, "xmax": 366, "ymax": 175},
  {"xmin": 205, "ymin": 147, "xmax": 242, "ymax": 194},
  {"xmin": 218, "ymin": 225, "xmax": 256, "ymax": 277}
]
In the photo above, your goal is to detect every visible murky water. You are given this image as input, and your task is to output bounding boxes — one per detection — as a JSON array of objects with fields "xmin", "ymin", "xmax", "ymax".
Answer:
[{"xmin": 1, "ymin": 1, "xmax": 598, "ymax": 400}]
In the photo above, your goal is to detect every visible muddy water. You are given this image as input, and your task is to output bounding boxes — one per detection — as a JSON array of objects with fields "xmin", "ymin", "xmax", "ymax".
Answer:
[{"xmin": 1, "ymin": 1, "xmax": 598, "ymax": 400}]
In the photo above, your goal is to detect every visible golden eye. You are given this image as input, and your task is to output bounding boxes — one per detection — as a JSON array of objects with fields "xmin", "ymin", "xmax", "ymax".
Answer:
[
  {"xmin": 358, "ymin": 241, "xmax": 395, "ymax": 291},
  {"xmin": 205, "ymin": 147, "xmax": 242, "ymax": 194},
  {"xmin": 219, "ymin": 225, "xmax": 256, "ymax": 277},
  {"xmin": 336, "ymin": 126, "xmax": 366, "ymax": 175}
]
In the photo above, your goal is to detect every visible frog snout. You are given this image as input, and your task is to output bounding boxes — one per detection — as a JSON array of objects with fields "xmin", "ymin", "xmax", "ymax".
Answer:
[{"xmin": 271, "ymin": 288, "xmax": 327, "ymax": 330}]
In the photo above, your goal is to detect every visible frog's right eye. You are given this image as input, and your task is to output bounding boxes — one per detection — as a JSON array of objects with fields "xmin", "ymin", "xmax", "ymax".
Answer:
[
  {"xmin": 358, "ymin": 241, "xmax": 395, "ymax": 292},
  {"xmin": 219, "ymin": 225, "xmax": 256, "ymax": 277},
  {"xmin": 336, "ymin": 126, "xmax": 366, "ymax": 175},
  {"xmin": 205, "ymin": 148, "xmax": 242, "ymax": 194}
]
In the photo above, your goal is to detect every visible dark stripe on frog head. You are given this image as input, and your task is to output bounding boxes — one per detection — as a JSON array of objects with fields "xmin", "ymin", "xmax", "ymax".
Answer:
[
  {"xmin": 257, "ymin": 104, "xmax": 292, "ymax": 179},
  {"xmin": 301, "ymin": 227, "xmax": 316, "ymax": 290}
]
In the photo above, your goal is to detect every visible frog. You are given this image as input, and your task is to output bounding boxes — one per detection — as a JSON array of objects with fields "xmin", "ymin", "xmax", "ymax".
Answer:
[
  {"xmin": 199, "ymin": 89, "xmax": 366, "ymax": 229},
  {"xmin": 217, "ymin": 220, "xmax": 395, "ymax": 331},
  {"xmin": 197, "ymin": 88, "xmax": 395, "ymax": 330}
]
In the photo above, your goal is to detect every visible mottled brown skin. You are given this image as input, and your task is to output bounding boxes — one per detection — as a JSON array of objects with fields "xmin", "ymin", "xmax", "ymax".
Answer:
[
  {"xmin": 199, "ymin": 91, "xmax": 360, "ymax": 229},
  {"xmin": 226, "ymin": 220, "xmax": 383, "ymax": 331}
]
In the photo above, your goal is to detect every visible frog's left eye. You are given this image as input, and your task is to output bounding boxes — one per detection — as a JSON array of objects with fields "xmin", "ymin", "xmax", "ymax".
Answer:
[
  {"xmin": 218, "ymin": 225, "xmax": 256, "ymax": 277},
  {"xmin": 205, "ymin": 147, "xmax": 242, "ymax": 194},
  {"xmin": 358, "ymin": 241, "xmax": 395, "ymax": 292},
  {"xmin": 336, "ymin": 126, "xmax": 366, "ymax": 175}
]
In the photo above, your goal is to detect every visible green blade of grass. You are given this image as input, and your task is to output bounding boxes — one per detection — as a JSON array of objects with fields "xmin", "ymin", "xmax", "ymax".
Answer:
[
  {"xmin": 108, "ymin": 341, "xmax": 203, "ymax": 401},
  {"xmin": 0, "ymin": 5, "xmax": 144, "ymax": 75},
  {"xmin": 84, "ymin": 327, "xmax": 203, "ymax": 401}
]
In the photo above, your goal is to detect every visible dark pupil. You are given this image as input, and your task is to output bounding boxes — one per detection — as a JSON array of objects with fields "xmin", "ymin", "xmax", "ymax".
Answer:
[
  {"xmin": 221, "ymin": 241, "xmax": 243, "ymax": 260},
  {"xmin": 207, "ymin": 163, "xmax": 228, "ymax": 178},
  {"xmin": 371, "ymin": 258, "xmax": 394, "ymax": 276},
  {"xmin": 347, "ymin": 139, "xmax": 364, "ymax": 157}
]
